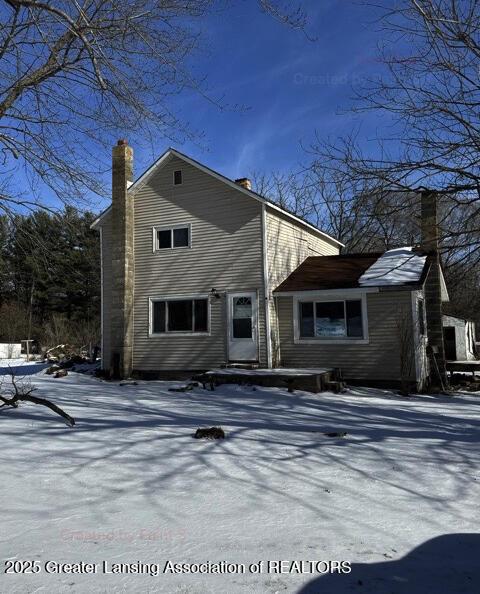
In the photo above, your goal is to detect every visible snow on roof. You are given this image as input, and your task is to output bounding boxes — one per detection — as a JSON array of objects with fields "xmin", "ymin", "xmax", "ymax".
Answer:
[{"xmin": 358, "ymin": 247, "xmax": 427, "ymax": 287}]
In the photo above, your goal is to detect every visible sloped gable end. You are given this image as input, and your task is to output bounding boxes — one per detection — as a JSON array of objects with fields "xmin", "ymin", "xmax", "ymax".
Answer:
[{"xmin": 91, "ymin": 148, "xmax": 343, "ymax": 248}]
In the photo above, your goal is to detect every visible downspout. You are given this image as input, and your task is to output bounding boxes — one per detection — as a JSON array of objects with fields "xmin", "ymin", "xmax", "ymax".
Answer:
[{"xmin": 261, "ymin": 204, "xmax": 272, "ymax": 368}]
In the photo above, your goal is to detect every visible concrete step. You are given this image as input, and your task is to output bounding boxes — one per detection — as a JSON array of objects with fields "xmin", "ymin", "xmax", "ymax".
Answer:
[{"xmin": 324, "ymin": 380, "xmax": 347, "ymax": 394}]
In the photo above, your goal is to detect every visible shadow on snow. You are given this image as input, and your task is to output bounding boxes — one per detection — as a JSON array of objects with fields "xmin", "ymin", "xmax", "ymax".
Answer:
[
  {"xmin": 298, "ymin": 533, "xmax": 480, "ymax": 594},
  {"xmin": 1, "ymin": 373, "xmax": 479, "ymax": 522}
]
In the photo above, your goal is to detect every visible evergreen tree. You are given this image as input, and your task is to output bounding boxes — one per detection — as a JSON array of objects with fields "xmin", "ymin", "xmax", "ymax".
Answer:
[{"xmin": 0, "ymin": 208, "xmax": 100, "ymax": 347}]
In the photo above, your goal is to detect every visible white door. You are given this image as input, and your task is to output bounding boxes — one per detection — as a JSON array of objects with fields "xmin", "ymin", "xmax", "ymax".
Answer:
[{"xmin": 228, "ymin": 292, "xmax": 258, "ymax": 361}]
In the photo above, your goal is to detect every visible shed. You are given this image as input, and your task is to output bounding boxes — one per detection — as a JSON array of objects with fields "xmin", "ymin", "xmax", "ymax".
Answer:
[
  {"xmin": 0, "ymin": 343, "xmax": 21, "ymax": 359},
  {"xmin": 442, "ymin": 315, "xmax": 477, "ymax": 361}
]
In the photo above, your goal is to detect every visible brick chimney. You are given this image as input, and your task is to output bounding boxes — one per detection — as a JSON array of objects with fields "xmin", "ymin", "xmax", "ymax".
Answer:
[
  {"xmin": 110, "ymin": 139, "xmax": 134, "ymax": 379},
  {"xmin": 235, "ymin": 177, "xmax": 252, "ymax": 191},
  {"xmin": 421, "ymin": 190, "xmax": 447, "ymax": 387}
]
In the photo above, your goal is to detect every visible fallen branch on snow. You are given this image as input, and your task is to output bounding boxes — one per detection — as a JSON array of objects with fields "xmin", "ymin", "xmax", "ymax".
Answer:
[{"xmin": 0, "ymin": 371, "xmax": 75, "ymax": 426}]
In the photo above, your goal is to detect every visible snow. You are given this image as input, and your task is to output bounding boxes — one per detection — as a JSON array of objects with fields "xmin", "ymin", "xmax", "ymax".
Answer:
[
  {"xmin": 359, "ymin": 247, "xmax": 427, "ymax": 286},
  {"xmin": 450, "ymin": 360, "xmax": 480, "ymax": 365},
  {"xmin": 1, "ymin": 366, "xmax": 479, "ymax": 593},
  {"xmin": 206, "ymin": 367, "xmax": 332, "ymax": 377}
]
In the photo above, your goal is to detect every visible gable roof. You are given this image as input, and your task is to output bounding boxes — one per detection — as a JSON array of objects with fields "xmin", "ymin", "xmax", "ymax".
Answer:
[
  {"xmin": 273, "ymin": 247, "xmax": 449, "ymax": 296},
  {"xmin": 90, "ymin": 148, "xmax": 343, "ymax": 247}
]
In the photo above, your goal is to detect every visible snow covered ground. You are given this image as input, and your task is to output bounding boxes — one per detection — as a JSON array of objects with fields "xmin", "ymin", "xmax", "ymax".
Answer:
[{"xmin": 0, "ymin": 362, "xmax": 479, "ymax": 593}]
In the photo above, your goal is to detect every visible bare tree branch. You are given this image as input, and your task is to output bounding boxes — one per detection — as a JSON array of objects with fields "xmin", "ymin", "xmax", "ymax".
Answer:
[
  {"xmin": 0, "ymin": 368, "xmax": 75, "ymax": 425},
  {"xmin": 0, "ymin": 0, "xmax": 308, "ymax": 213}
]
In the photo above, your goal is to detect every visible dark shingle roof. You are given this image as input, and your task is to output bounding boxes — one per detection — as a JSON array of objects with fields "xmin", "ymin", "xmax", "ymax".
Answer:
[
  {"xmin": 273, "ymin": 253, "xmax": 383, "ymax": 292},
  {"xmin": 274, "ymin": 252, "xmax": 433, "ymax": 293}
]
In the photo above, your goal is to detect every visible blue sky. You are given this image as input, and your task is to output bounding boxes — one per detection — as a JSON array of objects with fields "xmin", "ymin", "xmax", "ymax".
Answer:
[
  {"xmin": 129, "ymin": 0, "xmax": 390, "ymax": 193},
  {"xmin": 7, "ymin": 0, "xmax": 393, "ymax": 214}
]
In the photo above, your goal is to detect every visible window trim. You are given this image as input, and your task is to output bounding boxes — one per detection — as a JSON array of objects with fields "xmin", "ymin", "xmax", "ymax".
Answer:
[
  {"xmin": 173, "ymin": 169, "xmax": 183, "ymax": 185},
  {"xmin": 149, "ymin": 294, "xmax": 210, "ymax": 337},
  {"xmin": 293, "ymin": 293, "xmax": 369, "ymax": 344},
  {"xmin": 152, "ymin": 223, "xmax": 192, "ymax": 252}
]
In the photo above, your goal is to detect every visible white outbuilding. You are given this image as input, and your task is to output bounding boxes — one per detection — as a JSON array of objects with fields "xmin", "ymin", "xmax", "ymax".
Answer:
[
  {"xmin": 442, "ymin": 315, "xmax": 477, "ymax": 362},
  {"xmin": 0, "ymin": 343, "xmax": 21, "ymax": 359}
]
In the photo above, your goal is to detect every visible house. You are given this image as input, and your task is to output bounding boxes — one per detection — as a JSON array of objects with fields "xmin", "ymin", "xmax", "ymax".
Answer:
[
  {"xmin": 443, "ymin": 315, "xmax": 477, "ymax": 361},
  {"xmin": 91, "ymin": 141, "xmax": 342, "ymax": 377},
  {"xmin": 92, "ymin": 141, "xmax": 449, "ymax": 390},
  {"xmin": 272, "ymin": 248, "xmax": 449, "ymax": 389}
]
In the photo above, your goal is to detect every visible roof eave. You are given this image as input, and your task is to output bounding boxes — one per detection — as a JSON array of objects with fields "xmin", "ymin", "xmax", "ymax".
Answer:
[
  {"xmin": 90, "ymin": 207, "xmax": 110, "ymax": 230},
  {"xmin": 273, "ymin": 287, "xmax": 381, "ymax": 296}
]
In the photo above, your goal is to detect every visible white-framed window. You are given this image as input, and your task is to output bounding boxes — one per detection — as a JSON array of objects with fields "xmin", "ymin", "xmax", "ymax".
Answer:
[
  {"xmin": 153, "ymin": 223, "xmax": 191, "ymax": 251},
  {"xmin": 173, "ymin": 170, "xmax": 182, "ymax": 185},
  {"xmin": 149, "ymin": 295, "xmax": 209, "ymax": 336},
  {"xmin": 293, "ymin": 293, "xmax": 369, "ymax": 344}
]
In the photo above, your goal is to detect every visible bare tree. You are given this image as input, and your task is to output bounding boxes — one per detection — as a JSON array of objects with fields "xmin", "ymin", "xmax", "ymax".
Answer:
[
  {"xmin": 253, "ymin": 170, "xmax": 320, "ymax": 223},
  {"xmin": 281, "ymin": 0, "xmax": 480, "ymax": 331},
  {"xmin": 0, "ymin": 0, "xmax": 307, "ymax": 217},
  {"xmin": 40, "ymin": 313, "xmax": 99, "ymax": 356},
  {"xmin": 309, "ymin": 1, "xmax": 480, "ymax": 263},
  {"xmin": 252, "ymin": 167, "xmax": 420, "ymax": 252}
]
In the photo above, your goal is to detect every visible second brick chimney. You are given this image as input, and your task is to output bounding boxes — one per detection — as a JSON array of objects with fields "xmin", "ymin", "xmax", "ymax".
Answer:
[
  {"xmin": 110, "ymin": 139, "xmax": 134, "ymax": 379},
  {"xmin": 421, "ymin": 190, "xmax": 447, "ymax": 387},
  {"xmin": 235, "ymin": 177, "xmax": 252, "ymax": 191}
]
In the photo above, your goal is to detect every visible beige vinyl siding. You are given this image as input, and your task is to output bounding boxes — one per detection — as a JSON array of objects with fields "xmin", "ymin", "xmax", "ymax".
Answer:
[
  {"xmin": 132, "ymin": 155, "xmax": 265, "ymax": 370},
  {"xmin": 276, "ymin": 291, "xmax": 416, "ymax": 381},
  {"xmin": 265, "ymin": 208, "xmax": 340, "ymax": 365},
  {"xmin": 265, "ymin": 208, "xmax": 339, "ymax": 290},
  {"xmin": 100, "ymin": 213, "xmax": 112, "ymax": 368}
]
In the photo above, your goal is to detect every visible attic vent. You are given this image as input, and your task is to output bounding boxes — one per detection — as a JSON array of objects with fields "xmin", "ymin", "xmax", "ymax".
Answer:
[
  {"xmin": 173, "ymin": 170, "xmax": 182, "ymax": 185},
  {"xmin": 235, "ymin": 177, "xmax": 251, "ymax": 191}
]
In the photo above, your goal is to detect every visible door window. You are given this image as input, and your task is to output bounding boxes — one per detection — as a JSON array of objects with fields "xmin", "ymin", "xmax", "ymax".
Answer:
[{"xmin": 232, "ymin": 297, "xmax": 252, "ymax": 338}]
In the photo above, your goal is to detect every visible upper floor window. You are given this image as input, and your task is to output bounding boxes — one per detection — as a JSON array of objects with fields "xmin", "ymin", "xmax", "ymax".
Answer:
[
  {"xmin": 173, "ymin": 170, "xmax": 182, "ymax": 185},
  {"xmin": 299, "ymin": 299, "xmax": 364, "ymax": 339},
  {"xmin": 154, "ymin": 224, "xmax": 191, "ymax": 250}
]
